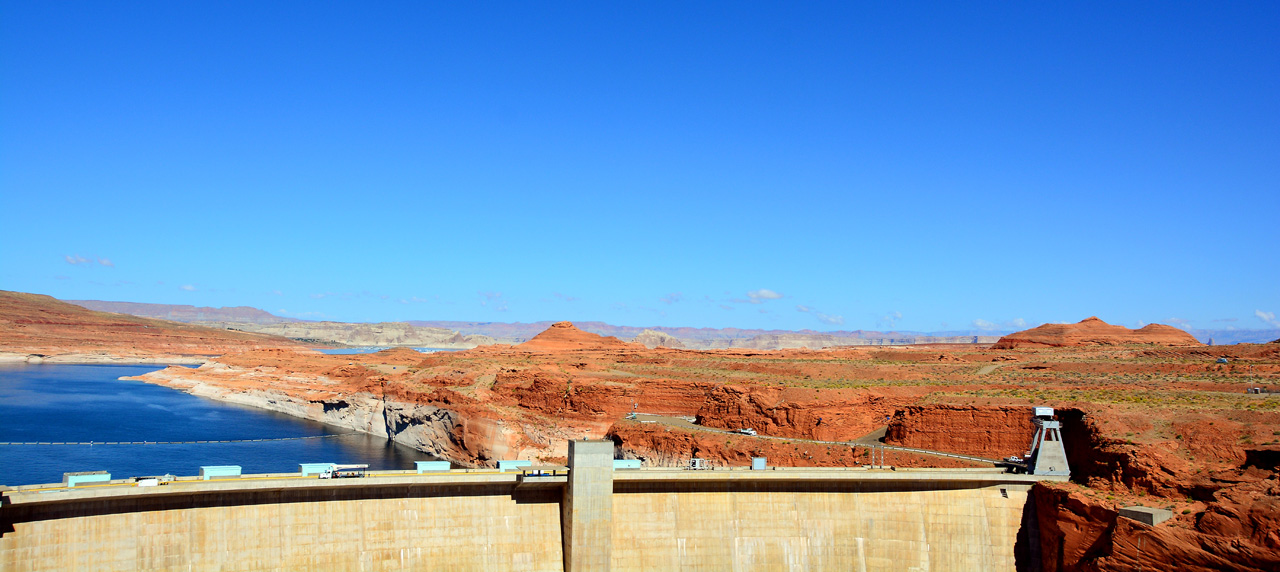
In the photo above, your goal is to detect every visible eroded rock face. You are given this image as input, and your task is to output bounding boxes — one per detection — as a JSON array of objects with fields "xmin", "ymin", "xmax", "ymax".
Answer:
[
  {"xmin": 632, "ymin": 329, "xmax": 685, "ymax": 349},
  {"xmin": 1033, "ymin": 482, "xmax": 1280, "ymax": 572},
  {"xmin": 994, "ymin": 317, "xmax": 1201, "ymax": 349},
  {"xmin": 517, "ymin": 321, "xmax": 638, "ymax": 351},
  {"xmin": 695, "ymin": 384, "xmax": 904, "ymax": 442},
  {"xmin": 884, "ymin": 405, "xmax": 1037, "ymax": 459}
]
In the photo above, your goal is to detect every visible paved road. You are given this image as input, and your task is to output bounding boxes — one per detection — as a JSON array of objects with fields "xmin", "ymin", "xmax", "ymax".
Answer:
[{"xmin": 631, "ymin": 414, "xmax": 1000, "ymax": 465}]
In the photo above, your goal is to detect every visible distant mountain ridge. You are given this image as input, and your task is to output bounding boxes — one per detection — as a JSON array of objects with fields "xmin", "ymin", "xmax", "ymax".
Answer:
[
  {"xmin": 1, "ymin": 291, "xmax": 301, "ymax": 362},
  {"xmin": 62, "ymin": 299, "xmax": 1280, "ymax": 349},
  {"xmin": 67, "ymin": 300, "xmax": 301, "ymax": 325},
  {"xmin": 409, "ymin": 320, "xmax": 1002, "ymax": 348}
]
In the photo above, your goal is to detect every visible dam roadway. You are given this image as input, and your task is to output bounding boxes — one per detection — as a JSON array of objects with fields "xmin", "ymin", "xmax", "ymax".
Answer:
[{"xmin": 1, "ymin": 440, "xmax": 1065, "ymax": 572}]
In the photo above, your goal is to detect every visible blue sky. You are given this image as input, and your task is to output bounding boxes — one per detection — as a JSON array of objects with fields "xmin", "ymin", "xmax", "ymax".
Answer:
[{"xmin": 2, "ymin": 2, "xmax": 1277, "ymax": 332}]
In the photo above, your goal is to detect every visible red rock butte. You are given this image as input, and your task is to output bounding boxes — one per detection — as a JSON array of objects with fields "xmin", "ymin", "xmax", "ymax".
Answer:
[
  {"xmin": 992, "ymin": 316, "xmax": 1201, "ymax": 349},
  {"xmin": 516, "ymin": 321, "xmax": 637, "ymax": 351}
]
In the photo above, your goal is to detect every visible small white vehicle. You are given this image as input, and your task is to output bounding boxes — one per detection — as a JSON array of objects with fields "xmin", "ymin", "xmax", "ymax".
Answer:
[
  {"xmin": 319, "ymin": 464, "xmax": 368, "ymax": 479},
  {"xmin": 736, "ymin": 428, "xmax": 758, "ymax": 436}
]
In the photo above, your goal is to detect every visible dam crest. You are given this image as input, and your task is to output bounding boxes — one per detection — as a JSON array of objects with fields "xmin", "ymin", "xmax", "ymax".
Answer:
[{"xmin": 1, "ymin": 440, "xmax": 1064, "ymax": 571}]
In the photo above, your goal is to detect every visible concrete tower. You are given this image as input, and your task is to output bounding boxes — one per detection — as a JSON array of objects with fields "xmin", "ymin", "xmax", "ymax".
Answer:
[{"xmin": 1027, "ymin": 407, "xmax": 1070, "ymax": 476}]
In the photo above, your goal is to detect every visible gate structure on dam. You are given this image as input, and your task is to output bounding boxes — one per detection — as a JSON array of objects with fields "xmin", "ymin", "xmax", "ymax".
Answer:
[{"xmin": 1, "ymin": 440, "xmax": 1066, "ymax": 571}]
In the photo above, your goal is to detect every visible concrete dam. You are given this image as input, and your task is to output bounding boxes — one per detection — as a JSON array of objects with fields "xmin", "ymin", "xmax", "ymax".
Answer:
[{"xmin": 1, "ymin": 441, "xmax": 1063, "ymax": 571}]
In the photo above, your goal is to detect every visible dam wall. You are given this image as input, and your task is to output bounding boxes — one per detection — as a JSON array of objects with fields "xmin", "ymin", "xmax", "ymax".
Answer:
[
  {"xmin": 2, "ymin": 444, "xmax": 1056, "ymax": 571},
  {"xmin": 1, "ymin": 474, "xmax": 565, "ymax": 571},
  {"xmin": 611, "ymin": 477, "xmax": 1029, "ymax": 571}
]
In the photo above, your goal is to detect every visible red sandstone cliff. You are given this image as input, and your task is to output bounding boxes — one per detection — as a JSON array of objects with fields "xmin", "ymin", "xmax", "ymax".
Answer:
[
  {"xmin": 885, "ymin": 405, "xmax": 1036, "ymax": 459},
  {"xmin": 1033, "ymin": 482, "xmax": 1280, "ymax": 572},
  {"xmin": 993, "ymin": 317, "xmax": 1201, "ymax": 349}
]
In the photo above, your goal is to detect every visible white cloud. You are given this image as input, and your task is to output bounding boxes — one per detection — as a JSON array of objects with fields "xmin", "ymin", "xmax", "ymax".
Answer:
[
  {"xmin": 660, "ymin": 292, "xmax": 682, "ymax": 305},
  {"xmin": 1256, "ymin": 310, "xmax": 1279, "ymax": 328},
  {"xmin": 796, "ymin": 304, "xmax": 844, "ymax": 326},
  {"xmin": 972, "ymin": 318, "xmax": 1029, "ymax": 331},
  {"xmin": 1166, "ymin": 317, "xmax": 1192, "ymax": 330},
  {"xmin": 746, "ymin": 289, "xmax": 783, "ymax": 303},
  {"xmin": 97, "ymin": 258, "xmax": 113, "ymax": 267},
  {"xmin": 972, "ymin": 319, "xmax": 999, "ymax": 331},
  {"xmin": 180, "ymin": 284, "xmax": 197, "ymax": 291},
  {"xmin": 815, "ymin": 312, "xmax": 844, "ymax": 325},
  {"xmin": 479, "ymin": 291, "xmax": 508, "ymax": 312},
  {"xmin": 554, "ymin": 292, "xmax": 580, "ymax": 302},
  {"xmin": 64, "ymin": 255, "xmax": 90, "ymax": 265},
  {"xmin": 878, "ymin": 311, "xmax": 903, "ymax": 329}
]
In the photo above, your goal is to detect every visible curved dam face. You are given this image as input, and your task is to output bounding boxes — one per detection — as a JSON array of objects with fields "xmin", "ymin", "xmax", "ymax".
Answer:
[
  {"xmin": 2, "ymin": 443, "xmax": 1049, "ymax": 571},
  {"xmin": 611, "ymin": 480, "xmax": 1029, "ymax": 571}
]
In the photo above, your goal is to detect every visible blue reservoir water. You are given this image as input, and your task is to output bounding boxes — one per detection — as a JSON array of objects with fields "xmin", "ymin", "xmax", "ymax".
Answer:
[{"xmin": 0, "ymin": 364, "xmax": 437, "ymax": 486}]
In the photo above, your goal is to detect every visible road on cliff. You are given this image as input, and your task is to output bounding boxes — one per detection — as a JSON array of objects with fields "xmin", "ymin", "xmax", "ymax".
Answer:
[{"xmin": 630, "ymin": 413, "xmax": 1000, "ymax": 466}]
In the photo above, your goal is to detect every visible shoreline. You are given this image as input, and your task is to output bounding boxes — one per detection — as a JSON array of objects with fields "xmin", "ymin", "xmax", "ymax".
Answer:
[{"xmin": 0, "ymin": 352, "xmax": 208, "ymax": 365}]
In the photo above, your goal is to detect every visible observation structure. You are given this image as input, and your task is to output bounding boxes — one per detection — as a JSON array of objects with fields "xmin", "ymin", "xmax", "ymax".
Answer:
[{"xmin": 1026, "ymin": 406, "xmax": 1070, "ymax": 476}]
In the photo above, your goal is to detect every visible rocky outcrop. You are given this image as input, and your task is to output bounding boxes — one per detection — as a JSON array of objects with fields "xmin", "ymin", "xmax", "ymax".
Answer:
[
  {"xmin": 517, "ymin": 321, "xmax": 637, "ymax": 351},
  {"xmin": 632, "ymin": 329, "xmax": 685, "ymax": 349},
  {"xmin": 993, "ymin": 317, "xmax": 1201, "ymax": 349},
  {"xmin": 133, "ymin": 362, "xmax": 518, "ymax": 467},
  {"xmin": 695, "ymin": 384, "xmax": 906, "ymax": 441},
  {"xmin": 884, "ymin": 405, "xmax": 1036, "ymax": 459},
  {"xmin": 1033, "ymin": 481, "xmax": 1280, "ymax": 571}
]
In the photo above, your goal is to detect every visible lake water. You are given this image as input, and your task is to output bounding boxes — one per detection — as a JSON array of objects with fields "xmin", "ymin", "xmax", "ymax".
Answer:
[{"xmin": 0, "ymin": 364, "xmax": 437, "ymax": 486}]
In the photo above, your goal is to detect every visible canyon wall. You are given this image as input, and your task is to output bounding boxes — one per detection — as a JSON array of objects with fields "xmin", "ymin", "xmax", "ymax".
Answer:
[{"xmin": 135, "ymin": 365, "xmax": 515, "ymax": 467}]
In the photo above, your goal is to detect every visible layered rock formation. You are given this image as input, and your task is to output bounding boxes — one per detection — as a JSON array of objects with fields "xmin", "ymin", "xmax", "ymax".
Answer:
[
  {"xmin": 884, "ymin": 405, "xmax": 1036, "ymax": 459},
  {"xmin": 0, "ymin": 291, "xmax": 302, "ymax": 363},
  {"xmin": 66, "ymin": 300, "xmax": 299, "ymax": 324},
  {"xmin": 694, "ymin": 384, "xmax": 908, "ymax": 442},
  {"xmin": 1033, "ymin": 481, "xmax": 1280, "ymax": 572},
  {"xmin": 208, "ymin": 321, "xmax": 494, "ymax": 348},
  {"xmin": 631, "ymin": 329, "xmax": 685, "ymax": 348},
  {"xmin": 516, "ymin": 321, "xmax": 637, "ymax": 351},
  {"xmin": 993, "ymin": 316, "xmax": 1201, "ymax": 349}
]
